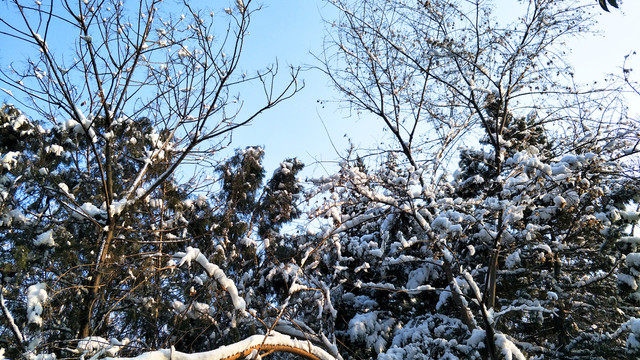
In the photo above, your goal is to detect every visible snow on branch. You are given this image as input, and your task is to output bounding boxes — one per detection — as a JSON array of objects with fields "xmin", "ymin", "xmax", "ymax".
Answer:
[
  {"xmin": 107, "ymin": 331, "xmax": 339, "ymax": 360},
  {"xmin": 0, "ymin": 288, "xmax": 24, "ymax": 344},
  {"xmin": 26, "ymin": 283, "xmax": 48, "ymax": 326},
  {"xmin": 172, "ymin": 247, "xmax": 246, "ymax": 313}
]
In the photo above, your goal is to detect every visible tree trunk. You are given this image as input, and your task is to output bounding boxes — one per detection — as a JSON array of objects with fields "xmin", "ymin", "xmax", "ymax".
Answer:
[{"xmin": 79, "ymin": 227, "xmax": 114, "ymax": 339}]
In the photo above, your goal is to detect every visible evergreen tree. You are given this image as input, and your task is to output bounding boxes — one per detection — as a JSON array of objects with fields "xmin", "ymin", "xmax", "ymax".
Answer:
[{"xmin": 0, "ymin": 103, "xmax": 310, "ymax": 357}]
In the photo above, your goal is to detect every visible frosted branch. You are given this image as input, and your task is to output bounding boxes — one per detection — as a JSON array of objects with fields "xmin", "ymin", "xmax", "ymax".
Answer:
[
  {"xmin": 0, "ymin": 288, "xmax": 24, "ymax": 344},
  {"xmin": 173, "ymin": 247, "xmax": 246, "ymax": 313},
  {"xmin": 107, "ymin": 331, "xmax": 338, "ymax": 360}
]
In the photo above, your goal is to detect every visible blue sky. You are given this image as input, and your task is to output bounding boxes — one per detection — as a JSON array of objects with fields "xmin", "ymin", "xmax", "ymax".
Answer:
[
  {"xmin": 224, "ymin": 1, "xmax": 361, "ymax": 177},
  {"xmin": 227, "ymin": 0, "xmax": 640, "ymax": 176}
]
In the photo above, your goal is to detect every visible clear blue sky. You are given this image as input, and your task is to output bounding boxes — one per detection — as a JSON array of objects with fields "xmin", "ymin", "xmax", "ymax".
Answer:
[{"xmin": 224, "ymin": 0, "xmax": 371, "ymax": 177}]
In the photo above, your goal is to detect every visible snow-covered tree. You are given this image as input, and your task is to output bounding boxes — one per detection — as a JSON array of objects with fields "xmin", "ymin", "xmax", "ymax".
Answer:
[
  {"xmin": 2, "ymin": 0, "xmax": 639, "ymax": 359},
  {"xmin": 0, "ymin": 104, "xmax": 322, "ymax": 358},
  {"xmin": 307, "ymin": 0, "xmax": 640, "ymax": 358}
]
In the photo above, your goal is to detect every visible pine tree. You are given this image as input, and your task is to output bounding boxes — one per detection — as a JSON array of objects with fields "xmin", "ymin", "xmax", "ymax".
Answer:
[{"xmin": 0, "ymin": 103, "xmax": 310, "ymax": 357}]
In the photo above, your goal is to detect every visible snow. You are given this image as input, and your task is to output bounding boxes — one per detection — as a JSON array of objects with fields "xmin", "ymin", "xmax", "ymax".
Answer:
[
  {"xmin": 369, "ymin": 248, "xmax": 383, "ymax": 257},
  {"xmin": 10, "ymin": 114, "xmax": 28, "ymax": 130},
  {"xmin": 620, "ymin": 210, "xmax": 640, "ymax": 221},
  {"xmin": 620, "ymin": 236, "xmax": 640, "ymax": 245},
  {"xmin": 45, "ymin": 144, "xmax": 64, "ymax": 156},
  {"xmin": 467, "ymin": 245, "xmax": 476, "ymax": 256},
  {"xmin": 69, "ymin": 107, "xmax": 98, "ymax": 143},
  {"xmin": 177, "ymin": 247, "xmax": 202, "ymax": 267},
  {"xmin": 347, "ymin": 312, "xmax": 394, "ymax": 354},
  {"xmin": 109, "ymin": 198, "xmax": 128, "ymax": 217},
  {"xmin": 58, "ymin": 183, "xmax": 73, "ymax": 199},
  {"xmin": 171, "ymin": 300, "xmax": 187, "ymax": 313},
  {"xmin": 505, "ymin": 250, "xmax": 521, "ymax": 269},
  {"xmin": 406, "ymin": 267, "xmax": 430, "ymax": 289},
  {"xmin": 354, "ymin": 262, "xmax": 370, "ymax": 273},
  {"xmin": 617, "ymin": 273, "xmax": 638, "ymax": 290},
  {"xmin": 74, "ymin": 202, "xmax": 105, "ymax": 219},
  {"xmin": 177, "ymin": 46, "xmax": 192, "ymax": 58},
  {"xmin": 240, "ymin": 236, "xmax": 257, "ymax": 248},
  {"xmin": 467, "ymin": 329, "xmax": 486, "ymax": 348},
  {"xmin": 196, "ymin": 194, "xmax": 207, "ymax": 207},
  {"xmin": 379, "ymin": 314, "xmax": 473, "ymax": 359},
  {"xmin": 406, "ymin": 284, "xmax": 435, "ymax": 294},
  {"xmin": 629, "ymin": 319, "xmax": 640, "ymax": 350},
  {"xmin": 627, "ymin": 253, "xmax": 640, "ymax": 268},
  {"xmin": 63, "ymin": 119, "xmax": 81, "ymax": 133},
  {"xmin": 2, "ymin": 151, "xmax": 19, "ymax": 170},
  {"xmin": 534, "ymin": 244, "xmax": 552, "ymax": 254},
  {"xmin": 343, "ymin": 293, "xmax": 378, "ymax": 310},
  {"xmin": 463, "ymin": 271, "xmax": 482, "ymax": 300},
  {"xmin": 26, "ymin": 283, "xmax": 48, "ymax": 326},
  {"xmin": 174, "ymin": 247, "xmax": 246, "ymax": 313},
  {"xmin": 437, "ymin": 286, "xmax": 452, "ymax": 310},
  {"xmin": 107, "ymin": 331, "xmax": 338, "ymax": 360},
  {"xmin": 1, "ymin": 209, "xmax": 30, "ymax": 226},
  {"xmin": 494, "ymin": 333, "xmax": 525, "ymax": 360},
  {"xmin": 26, "ymin": 353, "xmax": 56, "ymax": 360},
  {"xmin": 631, "ymin": 318, "xmax": 640, "ymax": 336},
  {"xmin": 288, "ymin": 282, "xmax": 308, "ymax": 294},
  {"xmin": 77, "ymin": 336, "xmax": 129, "ymax": 356},
  {"xmin": 431, "ymin": 215, "xmax": 451, "ymax": 231},
  {"xmin": 354, "ymin": 281, "xmax": 396, "ymax": 291},
  {"xmin": 34, "ymin": 229, "xmax": 56, "ymax": 247},
  {"xmin": 0, "ymin": 292, "xmax": 24, "ymax": 343},
  {"xmin": 235, "ymin": 0, "xmax": 245, "ymax": 13}
]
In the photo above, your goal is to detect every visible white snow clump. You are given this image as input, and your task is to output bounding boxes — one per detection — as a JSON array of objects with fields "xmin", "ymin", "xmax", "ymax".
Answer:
[
  {"xmin": 26, "ymin": 283, "xmax": 48, "ymax": 326},
  {"xmin": 34, "ymin": 229, "xmax": 56, "ymax": 247},
  {"xmin": 174, "ymin": 247, "xmax": 246, "ymax": 313}
]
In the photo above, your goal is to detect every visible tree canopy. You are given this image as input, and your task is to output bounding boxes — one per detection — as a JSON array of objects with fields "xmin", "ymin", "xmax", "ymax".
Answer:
[{"xmin": 1, "ymin": 0, "xmax": 639, "ymax": 359}]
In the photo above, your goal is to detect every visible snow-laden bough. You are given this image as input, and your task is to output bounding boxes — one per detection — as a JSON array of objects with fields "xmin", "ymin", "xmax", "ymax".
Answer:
[{"xmin": 107, "ymin": 331, "xmax": 339, "ymax": 360}]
